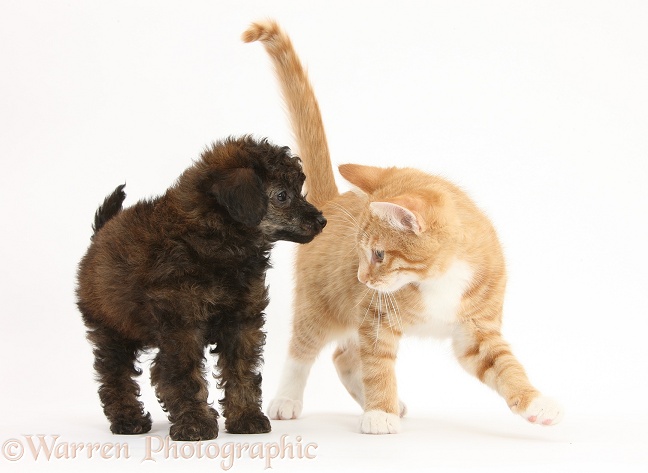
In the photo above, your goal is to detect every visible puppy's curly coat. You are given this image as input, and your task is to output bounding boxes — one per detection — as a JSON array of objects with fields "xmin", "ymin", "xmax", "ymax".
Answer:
[{"xmin": 76, "ymin": 136, "xmax": 326, "ymax": 441}]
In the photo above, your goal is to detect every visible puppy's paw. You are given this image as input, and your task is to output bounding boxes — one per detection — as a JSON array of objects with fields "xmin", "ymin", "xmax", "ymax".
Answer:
[
  {"xmin": 226, "ymin": 410, "xmax": 271, "ymax": 434},
  {"xmin": 208, "ymin": 406, "xmax": 220, "ymax": 422},
  {"xmin": 109, "ymin": 411, "xmax": 152, "ymax": 435},
  {"xmin": 169, "ymin": 414, "xmax": 219, "ymax": 441},
  {"xmin": 519, "ymin": 395, "xmax": 564, "ymax": 426},
  {"xmin": 267, "ymin": 397, "xmax": 302, "ymax": 420},
  {"xmin": 360, "ymin": 410, "xmax": 401, "ymax": 434}
]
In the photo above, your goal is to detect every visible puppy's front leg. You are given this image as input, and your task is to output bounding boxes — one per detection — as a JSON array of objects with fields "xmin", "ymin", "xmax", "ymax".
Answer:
[
  {"xmin": 150, "ymin": 327, "xmax": 219, "ymax": 441},
  {"xmin": 213, "ymin": 314, "xmax": 271, "ymax": 434}
]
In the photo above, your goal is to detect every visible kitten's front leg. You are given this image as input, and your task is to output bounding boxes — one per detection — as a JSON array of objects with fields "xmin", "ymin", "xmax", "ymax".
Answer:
[
  {"xmin": 267, "ymin": 356, "xmax": 313, "ymax": 420},
  {"xmin": 333, "ymin": 337, "xmax": 408, "ymax": 417},
  {"xmin": 357, "ymin": 314, "xmax": 402, "ymax": 434},
  {"xmin": 453, "ymin": 323, "xmax": 563, "ymax": 425},
  {"xmin": 267, "ymin": 313, "xmax": 334, "ymax": 420}
]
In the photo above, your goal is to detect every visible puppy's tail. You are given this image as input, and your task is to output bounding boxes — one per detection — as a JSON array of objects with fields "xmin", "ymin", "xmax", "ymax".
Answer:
[
  {"xmin": 92, "ymin": 184, "xmax": 126, "ymax": 235},
  {"xmin": 243, "ymin": 19, "xmax": 339, "ymax": 208}
]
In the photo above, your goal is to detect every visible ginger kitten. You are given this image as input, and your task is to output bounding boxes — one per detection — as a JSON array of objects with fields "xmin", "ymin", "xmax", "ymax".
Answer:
[{"xmin": 243, "ymin": 20, "xmax": 563, "ymax": 434}]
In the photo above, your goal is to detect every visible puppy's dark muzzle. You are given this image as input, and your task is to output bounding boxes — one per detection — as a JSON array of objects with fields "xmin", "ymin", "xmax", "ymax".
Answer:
[
  {"xmin": 304, "ymin": 212, "xmax": 326, "ymax": 233},
  {"xmin": 315, "ymin": 214, "xmax": 327, "ymax": 231},
  {"xmin": 289, "ymin": 212, "xmax": 326, "ymax": 244},
  {"xmin": 297, "ymin": 213, "xmax": 324, "ymax": 234},
  {"xmin": 271, "ymin": 198, "xmax": 327, "ymax": 244}
]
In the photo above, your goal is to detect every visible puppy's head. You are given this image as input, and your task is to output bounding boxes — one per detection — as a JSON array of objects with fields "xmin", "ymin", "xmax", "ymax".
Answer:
[
  {"xmin": 257, "ymin": 146, "xmax": 327, "ymax": 244},
  {"xmin": 201, "ymin": 136, "xmax": 326, "ymax": 243}
]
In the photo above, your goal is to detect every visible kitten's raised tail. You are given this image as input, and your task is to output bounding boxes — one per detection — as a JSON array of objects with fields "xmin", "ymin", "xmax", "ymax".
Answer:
[{"xmin": 243, "ymin": 20, "xmax": 339, "ymax": 208}]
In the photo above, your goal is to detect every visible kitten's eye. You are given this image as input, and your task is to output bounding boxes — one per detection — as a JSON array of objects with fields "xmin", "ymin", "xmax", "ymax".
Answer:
[{"xmin": 372, "ymin": 250, "xmax": 385, "ymax": 264}]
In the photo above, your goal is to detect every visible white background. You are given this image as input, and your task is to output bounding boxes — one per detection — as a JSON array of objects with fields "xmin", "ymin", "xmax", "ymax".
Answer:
[{"xmin": 1, "ymin": 1, "xmax": 647, "ymax": 472}]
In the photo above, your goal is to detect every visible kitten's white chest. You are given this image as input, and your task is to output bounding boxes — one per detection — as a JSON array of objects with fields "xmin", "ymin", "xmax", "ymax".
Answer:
[{"xmin": 405, "ymin": 259, "xmax": 474, "ymax": 338}]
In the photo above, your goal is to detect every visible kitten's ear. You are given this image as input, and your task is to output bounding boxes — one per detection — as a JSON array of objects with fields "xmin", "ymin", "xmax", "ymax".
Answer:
[
  {"xmin": 339, "ymin": 164, "xmax": 392, "ymax": 194},
  {"xmin": 209, "ymin": 168, "xmax": 268, "ymax": 227},
  {"xmin": 370, "ymin": 201, "xmax": 426, "ymax": 235}
]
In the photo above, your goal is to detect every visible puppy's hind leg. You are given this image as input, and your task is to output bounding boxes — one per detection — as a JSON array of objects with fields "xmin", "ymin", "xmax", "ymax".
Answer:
[
  {"xmin": 150, "ymin": 327, "xmax": 218, "ymax": 441},
  {"xmin": 86, "ymin": 326, "xmax": 152, "ymax": 435}
]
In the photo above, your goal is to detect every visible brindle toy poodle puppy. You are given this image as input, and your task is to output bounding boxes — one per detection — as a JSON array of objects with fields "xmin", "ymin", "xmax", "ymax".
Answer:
[{"xmin": 76, "ymin": 136, "xmax": 326, "ymax": 441}]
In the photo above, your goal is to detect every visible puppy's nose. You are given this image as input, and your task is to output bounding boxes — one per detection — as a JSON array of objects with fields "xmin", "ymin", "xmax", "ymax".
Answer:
[{"xmin": 316, "ymin": 214, "xmax": 327, "ymax": 229}]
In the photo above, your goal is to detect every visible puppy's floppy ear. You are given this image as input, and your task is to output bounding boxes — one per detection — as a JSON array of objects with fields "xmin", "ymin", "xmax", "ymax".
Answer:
[{"xmin": 209, "ymin": 168, "xmax": 267, "ymax": 227}]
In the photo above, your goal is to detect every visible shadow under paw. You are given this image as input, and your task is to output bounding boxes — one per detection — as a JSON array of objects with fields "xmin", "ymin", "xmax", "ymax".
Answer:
[{"xmin": 226, "ymin": 410, "xmax": 271, "ymax": 434}]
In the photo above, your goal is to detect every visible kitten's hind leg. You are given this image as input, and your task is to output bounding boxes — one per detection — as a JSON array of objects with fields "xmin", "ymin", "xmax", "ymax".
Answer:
[
  {"xmin": 333, "ymin": 338, "xmax": 364, "ymax": 406},
  {"xmin": 333, "ymin": 337, "xmax": 407, "ymax": 417},
  {"xmin": 452, "ymin": 323, "xmax": 563, "ymax": 426}
]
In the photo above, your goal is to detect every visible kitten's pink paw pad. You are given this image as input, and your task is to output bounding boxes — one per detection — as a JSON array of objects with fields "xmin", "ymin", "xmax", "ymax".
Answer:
[
  {"xmin": 521, "ymin": 396, "xmax": 563, "ymax": 426},
  {"xmin": 360, "ymin": 410, "xmax": 401, "ymax": 434},
  {"xmin": 267, "ymin": 397, "xmax": 302, "ymax": 420}
]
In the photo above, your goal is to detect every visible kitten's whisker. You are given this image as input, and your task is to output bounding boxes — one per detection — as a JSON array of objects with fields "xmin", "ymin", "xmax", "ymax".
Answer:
[
  {"xmin": 361, "ymin": 290, "xmax": 377, "ymax": 326},
  {"xmin": 373, "ymin": 293, "xmax": 382, "ymax": 350},
  {"xmin": 384, "ymin": 292, "xmax": 393, "ymax": 328},
  {"xmin": 382, "ymin": 292, "xmax": 397, "ymax": 340},
  {"xmin": 338, "ymin": 227, "xmax": 361, "ymax": 236},
  {"xmin": 329, "ymin": 202, "xmax": 370, "ymax": 240},
  {"xmin": 326, "ymin": 218, "xmax": 364, "ymax": 243},
  {"xmin": 327, "ymin": 221, "xmax": 360, "ymax": 232},
  {"xmin": 353, "ymin": 287, "xmax": 372, "ymax": 310},
  {"xmin": 329, "ymin": 208, "xmax": 361, "ymax": 232},
  {"xmin": 341, "ymin": 235, "xmax": 361, "ymax": 257},
  {"xmin": 330, "ymin": 202, "xmax": 361, "ymax": 226},
  {"xmin": 387, "ymin": 291, "xmax": 403, "ymax": 332}
]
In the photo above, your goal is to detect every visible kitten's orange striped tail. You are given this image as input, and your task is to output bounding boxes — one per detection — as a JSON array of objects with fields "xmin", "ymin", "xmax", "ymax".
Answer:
[{"xmin": 243, "ymin": 20, "xmax": 339, "ymax": 207}]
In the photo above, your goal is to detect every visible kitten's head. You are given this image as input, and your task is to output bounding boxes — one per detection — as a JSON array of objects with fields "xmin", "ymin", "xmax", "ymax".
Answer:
[{"xmin": 339, "ymin": 164, "xmax": 459, "ymax": 293}]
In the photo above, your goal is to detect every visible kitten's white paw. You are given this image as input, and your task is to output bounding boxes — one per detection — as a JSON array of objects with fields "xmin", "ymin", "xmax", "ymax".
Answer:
[
  {"xmin": 267, "ymin": 397, "xmax": 302, "ymax": 420},
  {"xmin": 360, "ymin": 410, "xmax": 401, "ymax": 434},
  {"xmin": 398, "ymin": 400, "xmax": 408, "ymax": 418},
  {"xmin": 520, "ymin": 395, "xmax": 564, "ymax": 426}
]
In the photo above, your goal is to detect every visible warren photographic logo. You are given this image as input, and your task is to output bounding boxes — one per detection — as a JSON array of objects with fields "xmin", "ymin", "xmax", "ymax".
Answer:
[{"xmin": 2, "ymin": 434, "xmax": 317, "ymax": 470}]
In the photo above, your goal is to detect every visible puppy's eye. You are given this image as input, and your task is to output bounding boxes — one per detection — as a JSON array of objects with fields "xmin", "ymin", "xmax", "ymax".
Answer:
[
  {"xmin": 276, "ymin": 191, "xmax": 287, "ymax": 202},
  {"xmin": 372, "ymin": 250, "xmax": 385, "ymax": 264}
]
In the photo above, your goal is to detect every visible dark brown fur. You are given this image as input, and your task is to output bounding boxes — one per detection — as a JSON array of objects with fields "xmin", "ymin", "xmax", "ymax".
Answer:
[{"xmin": 76, "ymin": 136, "xmax": 326, "ymax": 441}]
